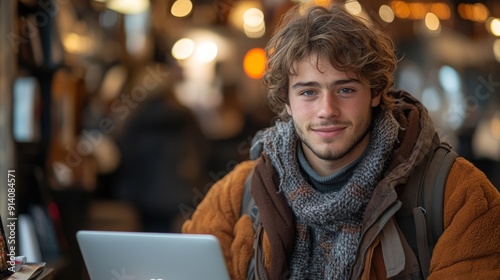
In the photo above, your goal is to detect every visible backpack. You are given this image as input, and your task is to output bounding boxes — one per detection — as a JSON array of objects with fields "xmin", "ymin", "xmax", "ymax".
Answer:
[{"xmin": 241, "ymin": 142, "xmax": 458, "ymax": 279}]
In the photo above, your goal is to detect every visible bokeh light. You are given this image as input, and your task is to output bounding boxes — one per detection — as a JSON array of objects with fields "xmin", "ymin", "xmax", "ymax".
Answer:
[
  {"xmin": 243, "ymin": 48, "xmax": 266, "ymax": 79},
  {"xmin": 379, "ymin": 5, "xmax": 395, "ymax": 23},
  {"xmin": 106, "ymin": 0, "xmax": 150, "ymax": 14},
  {"xmin": 171, "ymin": 0, "xmax": 193, "ymax": 18},
  {"xmin": 490, "ymin": 18, "xmax": 500, "ymax": 36},
  {"xmin": 493, "ymin": 39, "xmax": 500, "ymax": 62},
  {"xmin": 194, "ymin": 41, "xmax": 218, "ymax": 63},
  {"xmin": 172, "ymin": 38, "xmax": 195, "ymax": 60},
  {"xmin": 425, "ymin": 12, "xmax": 440, "ymax": 31},
  {"xmin": 345, "ymin": 1, "xmax": 362, "ymax": 16}
]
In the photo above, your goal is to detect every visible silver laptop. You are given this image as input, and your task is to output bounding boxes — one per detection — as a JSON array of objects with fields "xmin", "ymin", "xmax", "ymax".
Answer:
[{"xmin": 76, "ymin": 230, "xmax": 230, "ymax": 280}]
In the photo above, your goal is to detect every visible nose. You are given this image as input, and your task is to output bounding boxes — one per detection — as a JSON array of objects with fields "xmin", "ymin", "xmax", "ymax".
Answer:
[{"xmin": 317, "ymin": 92, "xmax": 339, "ymax": 119}]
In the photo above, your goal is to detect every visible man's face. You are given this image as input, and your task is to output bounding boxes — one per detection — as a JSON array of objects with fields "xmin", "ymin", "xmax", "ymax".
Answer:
[{"xmin": 286, "ymin": 55, "xmax": 380, "ymax": 176}]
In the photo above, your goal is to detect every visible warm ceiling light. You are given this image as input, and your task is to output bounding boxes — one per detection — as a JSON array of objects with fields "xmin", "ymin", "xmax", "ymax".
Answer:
[
  {"xmin": 244, "ymin": 23, "xmax": 266, "ymax": 38},
  {"xmin": 171, "ymin": 0, "xmax": 193, "ymax": 18},
  {"xmin": 228, "ymin": 1, "xmax": 262, "ymax": 31},
  {"xmin": 243, "ymin": 48, "xmax": 266, "ymax": 79},
  {"xmin": 486, "ymin": 17, "xmax": 494, "ymax": 34},
  {"xmin": 345, "ymin": 1, "xmax": 362, "ymax": 16},
  {"xmin": 409, "ymin": 3, "xmax": 426, "ymax": 19},
  {"xmin": 172, "ymin": 38, "xmax": 195, "ymax": 60},
  {"xmin": 425, "ymin": 12, "xmax": 440, "ymax": 31},
  {"xmin": 243, "ymin": 8, "xmax": 264, "ymax": 28},
  {"xmin": 494, "ymin": 39, "xmax": 500, "ymax": 63},
  {"xmin": 243, "ymin": 8, "xmax": 265, "ymax": 38},
  {"xmin": 313, "ymin": 0, "xmax": 331, "ymax": 8},
  {"xmin": 244, "ymin": 20, "xmax": 265, "ymax": 33},
  {"xmin": 491, "ymin": 18, "xmax": 500, "ymax": 36},
  {"xmin": 430, "ymin": 3, "xmax": 450, "ymax": 20},
  {"xmin": 458, "ymin": 3, "xmax": 472, "ymax": 20},
  {"xmin": 379, "ymin": 5, "xmax": 395, "ymax": 23},
  {"xmin": 472, "ymin": 3, "xmax": 489, "ymax": 22},
  {"xmin": 391, "ymin": 1, "xmax": 410, "ymax": 19},
  {"xmin": 194, "ymin": 41, "xmax": 218, "ymax": 63},
  {"xmin": 107, "ymin": 0, "xmax": 150, "ymax": 14}
]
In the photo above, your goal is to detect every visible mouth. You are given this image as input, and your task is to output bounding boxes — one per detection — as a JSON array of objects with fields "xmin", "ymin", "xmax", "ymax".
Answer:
[{"xmin": 312, "ymin": 126, "xmax": 346, "ymax": 138}]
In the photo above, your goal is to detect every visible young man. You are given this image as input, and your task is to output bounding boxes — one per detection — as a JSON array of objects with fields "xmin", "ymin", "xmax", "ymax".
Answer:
[{"xmin": 183, "ymin": 4, "xmax": 500, "ymax": 280}]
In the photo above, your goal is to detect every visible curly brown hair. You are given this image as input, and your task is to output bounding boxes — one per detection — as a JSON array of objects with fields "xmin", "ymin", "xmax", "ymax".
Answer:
[{"xmin": 263, "ymin": 4, "xmax": 398, "ymax": 121}]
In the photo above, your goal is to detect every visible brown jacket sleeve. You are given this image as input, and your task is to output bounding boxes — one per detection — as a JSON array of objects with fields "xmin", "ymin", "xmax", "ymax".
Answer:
[
  {"xmin": 182, "ymin": 160, "xmax": 256, "ymax": 280},
  {"xmin": 429, "ymin": 157, "xmax": 500, "ymax": 279}
]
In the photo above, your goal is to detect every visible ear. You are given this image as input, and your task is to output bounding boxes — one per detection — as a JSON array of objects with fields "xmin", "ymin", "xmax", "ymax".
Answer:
[
  {"xmin": 371, "ymin": 92, "xmax": 381, "ymax": 107},
  {"xmin": 285, "ymin": 103, "xmax": 292, "ymax": 116}
]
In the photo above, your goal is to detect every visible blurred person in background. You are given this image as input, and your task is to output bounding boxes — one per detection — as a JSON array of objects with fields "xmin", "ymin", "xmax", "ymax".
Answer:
[{"xmin": 109, "ymin": 63, "xmax": 209, "ymax": 233}]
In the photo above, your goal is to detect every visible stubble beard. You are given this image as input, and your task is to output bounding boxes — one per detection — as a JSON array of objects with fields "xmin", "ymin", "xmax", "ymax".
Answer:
[{"xmin": 293, "ymin": 119, "xmax": 372, "ymax": 161}]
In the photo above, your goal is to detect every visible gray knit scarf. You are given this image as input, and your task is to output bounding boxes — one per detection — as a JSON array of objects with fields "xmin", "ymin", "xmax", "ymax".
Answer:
[{"xmin": 261, "ymin": 111, "xmax": 399, "ymax": 279}]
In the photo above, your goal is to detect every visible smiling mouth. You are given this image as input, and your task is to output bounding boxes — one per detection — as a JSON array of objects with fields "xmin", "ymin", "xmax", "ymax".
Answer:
[
  {"xmin": 313, "ymin": 126, "xmax": 345, "ymax": 132},
  {"xmin": 312, "ymin": 126, "xmax": 346, "ymax": 138}
]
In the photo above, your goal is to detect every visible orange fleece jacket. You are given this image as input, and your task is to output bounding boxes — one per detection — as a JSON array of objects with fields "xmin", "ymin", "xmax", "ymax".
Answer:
[{"xmin": 183, "ymin": 158, "xmax": 500, "ymax": 279}]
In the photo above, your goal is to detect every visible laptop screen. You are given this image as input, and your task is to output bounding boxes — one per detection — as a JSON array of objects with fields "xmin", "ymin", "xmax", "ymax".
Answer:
[{"xmin": 77, "ymin": 230, "xmax": 231, "ymax": 280}]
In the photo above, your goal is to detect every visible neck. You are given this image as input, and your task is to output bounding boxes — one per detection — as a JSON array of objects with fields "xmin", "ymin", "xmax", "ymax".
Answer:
[
  {"xmin": 297, "ymin": 144, "xmax": 367, "ymax": 192},
  {"xmin": 302, "ymin": 134, "xmax": 370, "ymax": 177}
]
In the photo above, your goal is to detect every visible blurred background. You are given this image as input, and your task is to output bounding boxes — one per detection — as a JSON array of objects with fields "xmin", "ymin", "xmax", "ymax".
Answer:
[{"xmin": 0, "ymin": 0, "xmax": 499, "ymax": 278}]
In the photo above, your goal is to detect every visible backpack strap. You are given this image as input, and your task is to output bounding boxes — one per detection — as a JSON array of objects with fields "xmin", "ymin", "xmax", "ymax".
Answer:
[
  {"xmin": 241, "ymin": 169, "xmax": 263, "ymax": 280},
  {"xmin": 423, "ymin": 142, "xmax": 457, "ymax": 246},
  {"xmin": 399, "ymin": 141, "xmax": 458, "ymax": 277},
  {"xmin": 241, "ymin": 169, "xmax": 255, "ymax": 218},
  {"xmin": 240, "ymin": 130, "xmax": 264, "ymax": 221},
  {"xmin": 240, "ymin": 131, "xmax": 265, "ymax": 280}
]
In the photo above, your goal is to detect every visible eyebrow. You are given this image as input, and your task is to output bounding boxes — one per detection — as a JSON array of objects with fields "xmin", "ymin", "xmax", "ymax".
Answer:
[{"xmin": 291, "ymin": 78, "xmax": 362, "ymax": 90}]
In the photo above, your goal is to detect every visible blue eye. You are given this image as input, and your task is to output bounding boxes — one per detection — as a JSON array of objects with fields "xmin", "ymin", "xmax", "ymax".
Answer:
[
  {"xmin": 300, "ymin": 90, "xmax": 315, "ymax": 96},
  {"xmin": 338, "ymin": 88, "xmax": 353, "ymax": 94}
]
